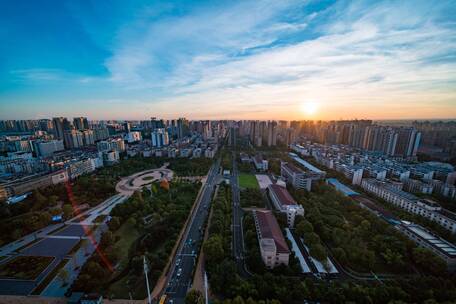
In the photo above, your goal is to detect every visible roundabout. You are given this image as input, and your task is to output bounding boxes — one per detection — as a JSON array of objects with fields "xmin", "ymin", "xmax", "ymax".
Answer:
[{"xmin": 115, "ymin": 163, "xmax": 174, "ymax": 196}]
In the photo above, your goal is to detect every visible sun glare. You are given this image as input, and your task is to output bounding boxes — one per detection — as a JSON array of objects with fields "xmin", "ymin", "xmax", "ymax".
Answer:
[{"xmin": 300, "ymin": 101, "xmax": 318, "ymax": 116}]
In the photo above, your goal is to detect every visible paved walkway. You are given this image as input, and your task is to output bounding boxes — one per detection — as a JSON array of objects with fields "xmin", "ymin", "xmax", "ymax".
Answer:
[{"xmin": 115, "ymin": 164, "xmax": 173, "ymax": 196}]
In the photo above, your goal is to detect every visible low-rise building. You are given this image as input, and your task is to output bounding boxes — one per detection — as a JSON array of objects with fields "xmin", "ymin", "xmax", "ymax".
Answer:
[
  {"xmin": 361, "ymin": 178, "xmax": 456, "ymax": 233},
  {"xmin": 403, "ymin": 178, "xmax": 434, "ymax": 194},
  {"xmin": 253, "ymin": 154, "xmax": 268, "ymax": 171},
  {"xmin": 267, "ymin": 184, "xmax": 304, "ymax": 227},
  {"xmin": 280, "ymin": 162, "xmax": 312, "ymax": 191},
  {"xmin": 253, "ymin": 210, "xmax": 290, "ymax": 268},
  {"xmin": 326, "ymin": 178, "xmax": 359, "ymax": 196},
  {"xmin": 396, "ymin": 221, "xmax": 456, "ymax": 271},
  {"xmin": 1, "ymin": 169, "xmax": 69, "ymax": 197},
  {"xmin": 68, "ymin": 158, "xmax": 96, "ymax": 179}
]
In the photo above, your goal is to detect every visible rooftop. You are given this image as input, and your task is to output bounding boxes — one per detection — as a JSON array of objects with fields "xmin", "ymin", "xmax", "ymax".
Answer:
[
  {"xmin": 254, "ymin": 210, "xmax": 290, "ymax": 254},
  {"xmin": 326, "ymin": 178, "xmax": 358, "ymax": 196},
  {"xmin": 281, "ymin": 162, "xmax": 303, "ymax": 174},
  {"xmin": 400, "ymin": 221, "xmax": 456, "ymax": 258},
  {"xmin": 269, "ymin": 184, "xmax": 297, "ymax": 206}
]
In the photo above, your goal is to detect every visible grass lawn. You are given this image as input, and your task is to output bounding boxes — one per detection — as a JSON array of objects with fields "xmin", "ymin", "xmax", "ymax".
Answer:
[
  {"xmin": 238, "ymin": 173, "xmax": 259, "ymax": 189},
  {"xmin": 113, "ymin": 221, "xmax": 140, "ymax": 273},
  {"xmin": 0, "ymin": 256, "xmax": 54, "ymax": 280},
  {"xmin": 106, "ymin": 221, "xmax": 140, "ymax": 298}
]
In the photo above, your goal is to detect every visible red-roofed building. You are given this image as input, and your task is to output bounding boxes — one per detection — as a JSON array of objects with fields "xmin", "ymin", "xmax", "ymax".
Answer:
[
  {"xmin": 253, "ymin": 210, "xmax": 290, "ymax": 268},
  {"xmin": 267, "ymin": 184, "xmax": 304, "ymax": 227}
]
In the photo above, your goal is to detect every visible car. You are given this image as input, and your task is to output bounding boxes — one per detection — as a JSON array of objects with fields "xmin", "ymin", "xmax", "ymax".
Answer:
[
  {"xmin": 176, "ymin": 258, "xmax": 181, "ymax": 265},
  {"xmin": 177, "ymin": 268, "xmax": 182, "ymax": 277}
]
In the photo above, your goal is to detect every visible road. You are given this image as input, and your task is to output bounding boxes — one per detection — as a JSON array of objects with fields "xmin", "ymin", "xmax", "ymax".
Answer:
[
  {"xmin": 230, "ymin": 152, "xmax": 250, "ymax": 277},
  {"xmin": 164, "ymin": 157, "xmax": 221, "ymax": 304}
]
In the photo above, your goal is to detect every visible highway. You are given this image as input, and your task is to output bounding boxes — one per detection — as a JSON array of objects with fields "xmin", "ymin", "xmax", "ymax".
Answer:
[
  {"xmin": 230, "ymin": 152, "xmax": 250, "ymax": 277},
  {"xmin": 164, "ymin": 157, "xmax": 221, "ymax": 303}
]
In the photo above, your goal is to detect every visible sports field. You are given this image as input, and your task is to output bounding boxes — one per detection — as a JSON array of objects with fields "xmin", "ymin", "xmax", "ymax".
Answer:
[{"xmin": 238, "ymin": 173, "xmax": 259, "ymax": 189}]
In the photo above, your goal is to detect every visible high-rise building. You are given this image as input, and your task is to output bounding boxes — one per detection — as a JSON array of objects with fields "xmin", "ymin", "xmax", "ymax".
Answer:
[
  {"xmin": 267, "ymin": 121, "xmax": 277, "ymax": 147},
  {"xmin": 82, "ymin": 130, "xmax": 95, "ymax": 146},
  {"xmin": 395, "ymin": 128, "xmax": 421, "ymax": 158},
  {"xmin": 52, "ymin": 117, "xmax": 72, "ymax": 141},
  {"xmin": 123, "ymin": 121, "xmax": 131, "ymax": 133},
  {"xmin": 177, "ymin": 118, "xmax": 188, "ymax": 140},
  {"xmin": 38, "ymin": 119, "xmax": 53, "ymax": 133},
  {"xmin": 151, "ymin": 117, "xmax": 165, "ymax": 131},
  {"xmin": 151, "ymin": 128, "xmax": 169, "ymax": 147},
  {"xmin": 64, "ymin": 130, "xmax": 84, "ymax": 149},
  {"xmin": 73, "ymin": 117, "xmax": 89, "ymax": 130}
]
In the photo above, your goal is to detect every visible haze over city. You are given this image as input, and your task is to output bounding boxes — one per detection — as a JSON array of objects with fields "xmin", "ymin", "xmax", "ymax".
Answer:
[{"xmin": 1, "ymin": 0, "xmax": 456, "ymax": 120}]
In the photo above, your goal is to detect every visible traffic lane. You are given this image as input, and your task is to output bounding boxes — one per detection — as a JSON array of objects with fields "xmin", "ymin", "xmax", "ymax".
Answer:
[
  {"xmin": 167, "ymin": 188, "xmax": 211, "ymax": 289},
  {"xmin": 165, "ymin": 168, "xmax": 219, "ymax": 298}
]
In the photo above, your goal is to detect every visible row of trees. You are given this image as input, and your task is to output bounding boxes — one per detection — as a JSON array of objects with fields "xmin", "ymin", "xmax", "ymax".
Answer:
[
  {"xmin": 166, "ymin": 157, "xmax": 212, "ymax": 177},
  {"xmin": 240, "ymin": 188, "xmax": 264, "ymax": 208}
]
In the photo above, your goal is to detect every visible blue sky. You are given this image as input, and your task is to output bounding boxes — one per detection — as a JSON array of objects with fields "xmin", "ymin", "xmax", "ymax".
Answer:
[{"xmin": 1, "ymin": 0, "xmax": 455, "ymax": 120}]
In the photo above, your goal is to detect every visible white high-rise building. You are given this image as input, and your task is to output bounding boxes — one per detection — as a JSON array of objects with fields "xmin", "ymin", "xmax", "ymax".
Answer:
[{"xmin": 151, "ymin": 128, "xmax": 169, "ymax": 147}]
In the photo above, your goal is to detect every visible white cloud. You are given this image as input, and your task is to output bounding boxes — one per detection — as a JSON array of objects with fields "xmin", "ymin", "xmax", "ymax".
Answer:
[{"xmin": 57, "ymin": 0, "xmax": 456, "ymax": 119}]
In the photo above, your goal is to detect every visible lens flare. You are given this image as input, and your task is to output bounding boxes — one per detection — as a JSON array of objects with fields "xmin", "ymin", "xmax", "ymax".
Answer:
[{"xmin": 65, "ymin": 181, "xmax": 114, "ymax": 272}]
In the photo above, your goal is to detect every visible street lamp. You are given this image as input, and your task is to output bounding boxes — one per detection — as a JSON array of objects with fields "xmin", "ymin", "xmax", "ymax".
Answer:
[{"xmin": 143, "ymin": 255, "xmax": 152, "ymax": 304}]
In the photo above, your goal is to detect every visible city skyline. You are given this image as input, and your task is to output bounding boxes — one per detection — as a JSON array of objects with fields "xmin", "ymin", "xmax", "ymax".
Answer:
[{"xmin": 1, "ymin": 0, "xmax": 456, "ymax": 120}]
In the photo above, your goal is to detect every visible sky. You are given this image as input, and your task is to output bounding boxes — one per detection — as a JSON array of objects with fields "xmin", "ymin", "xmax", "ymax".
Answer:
[{"xmin": 0, "ymin": 0, "xmax": 456, "ymax": 121}]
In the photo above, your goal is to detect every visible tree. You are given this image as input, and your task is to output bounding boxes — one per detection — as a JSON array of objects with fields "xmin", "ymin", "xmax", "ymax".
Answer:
[
  {"xmin": 108, "ymin": 216, "xmax": 121, "ymax": 231},
  {"xmin": 412, "ymin": 247, "xmax": 446, "ymax": 275},
  {"xmin": 58, "ymin": 268, "xmax": 70, "ymax": 286},
  {"xmin": 296, "ymin": 220, "xmax": 313, "ymax": 236},
  {"xmin": 186, "ymin": 289, "xmax": 204, "ymax": 304},
  {"xmin": 62, "ymin": 204, "xmax": 73, "ymax": 218},
  {"xmin": 309, "ymin": 243, "xmax": 327, "ymax": 262},
  {"xmin": 305, "ymin": 232, "xmax": 320, "ymax": 245},
  {"xmin": 48, "ymin": 195, "xmax": 59, "ymax": 206},
  {"xmin": 204, "ymin": 235, "xmax": 225, "ymax": 264},
  {"xmin": 100, "ymin": 231, "xmax": 114, "ymax": 248}
]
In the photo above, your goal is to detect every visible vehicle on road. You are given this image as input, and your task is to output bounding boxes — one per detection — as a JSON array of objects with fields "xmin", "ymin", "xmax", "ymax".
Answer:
[
  {"xmin": 159, "ymin": 295, "xmax": 167, "ymax": 304},
  {"xmin": 177, "ymin": 268, "xmax": 182, "ymax": 277}
]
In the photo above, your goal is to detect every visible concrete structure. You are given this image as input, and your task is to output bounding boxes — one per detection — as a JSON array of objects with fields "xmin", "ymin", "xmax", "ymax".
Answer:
[
  {"xmin": 361, "ymin": 178, "xmax": 456, "ymax": 233},
  {"xmin": 396, "ymin": 221, "xmax": 456, "ymax": 271},
  {"xmin": 253, "ymin": 210, "xmax": 290, "ymax": 268},
  {"xmin": 403, "ymin": 178, "xmax": 434, "ymax": 194},
  {"xmin": 326, "ymin": 178, "xmax": 359, "ymax": 196},
  {"xmin": 280, "ymin": 162, "xmax": 312, "ymax": 191},
  {"xmin": 151, "ymin": 128, "xmax": 169, "ymax": 147},
  {"xmin": 126, "ymin": 131, "xmax": 142, "ymax": 143},
  {"xmin": 34, "ymin": 140, "xmax": 64, "ymax": 157},
  {"xmin": 1, "ymin": 170, "xmax": 69, "ymax": 198},
  {"xmin": 267, "ymin": 184, "xmax": 304, "ymax": 227},
  {"xmin": 253, "ymin": 154, "xmax": 268, "ymax": 171}
]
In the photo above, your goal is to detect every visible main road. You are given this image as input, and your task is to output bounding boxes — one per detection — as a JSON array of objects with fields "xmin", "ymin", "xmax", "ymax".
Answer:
[
  {"xmin": 230, "ymin": 151, "xmax": 250, "ymax": 277},
  {"xmin": 164, "ymin": 156, "xmax": 221, "ymax": 303}
]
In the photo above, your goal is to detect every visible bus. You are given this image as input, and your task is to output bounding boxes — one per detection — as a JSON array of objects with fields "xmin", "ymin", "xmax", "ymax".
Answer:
[{"xmin": 159, "ymin": 295, "xmax": 167, "ymax": 304}]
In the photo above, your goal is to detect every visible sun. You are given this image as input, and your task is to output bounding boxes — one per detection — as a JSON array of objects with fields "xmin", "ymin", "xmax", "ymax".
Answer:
[{"xmin": 300, "ymin": 101, "xmax": 318, "ymax": 116}]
